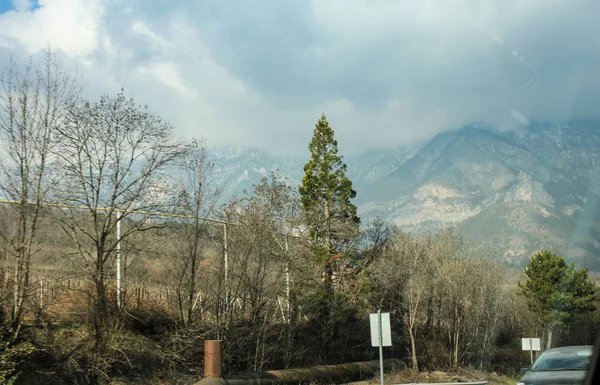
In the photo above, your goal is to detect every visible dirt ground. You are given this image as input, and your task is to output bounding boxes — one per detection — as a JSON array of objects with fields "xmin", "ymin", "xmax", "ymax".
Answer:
[{"xmin": 348, "ymin": 368, "xmax": 517, "ymax": 385}]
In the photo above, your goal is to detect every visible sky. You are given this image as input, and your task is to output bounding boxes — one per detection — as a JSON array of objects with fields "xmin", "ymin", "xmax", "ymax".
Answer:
[{"xmin": 0, "ymin": 0, "xmax": 599, "ymax": 157}]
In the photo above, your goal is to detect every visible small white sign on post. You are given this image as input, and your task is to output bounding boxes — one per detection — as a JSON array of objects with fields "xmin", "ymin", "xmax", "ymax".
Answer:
[
  {"xmin": 521, "ymin": 338, "xmax": 541, "ymax": 351},
  {"xmin": 522, "ymin": 338, "xmax": 541, "ymax": 365},
  {"xmin": 370, "ymin": 312, "xmax": 392, "ymax": 347},
  {"xmin": 370, "ymin": 311, "xmax": 391, "ymax": 385}
]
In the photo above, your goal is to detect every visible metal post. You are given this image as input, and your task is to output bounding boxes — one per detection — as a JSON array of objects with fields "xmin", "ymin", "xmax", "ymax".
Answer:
[
  {"xmin": 116, "ymin": 211, "xmax": 122, "ymax": 309},
  {"xmin": 530, "ymin": 338, "xmax": 533, "ymax": 365},
  {"xmin": 204, "ymin": 340, "xmax": 222, "ymax": 378},
  {"xmin": 285, "ymin": 236, "xmax": 290, "ymax": 324},
  {"xmin": 223, "ymin": 223, "xmax": 229, "ymax": 315},
  {"xmin": 378, "ymin": 309, "xmax": 384, "ymax": 385}
]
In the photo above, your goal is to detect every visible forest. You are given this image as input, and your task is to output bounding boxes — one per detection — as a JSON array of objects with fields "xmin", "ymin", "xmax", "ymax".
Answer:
[{"xmin": 0, "ymin": 51, "xmax": 599, "ymax": 385}]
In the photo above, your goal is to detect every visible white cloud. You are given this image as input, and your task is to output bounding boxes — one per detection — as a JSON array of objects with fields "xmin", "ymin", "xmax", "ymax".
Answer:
[
  {"xmin": 0, "ymin": 0, "xmax": 599, "ymax": 156},
  {"xmin": 132, "ymin": 20, "xmax": 165, "ymax": 47},
  {"xmin": 136, "ymin": 61, "xmax": 196, "ymax": 99},
  {"xmin": 0, "ymin": 0, "xmax": 103, "ymax": 57}
]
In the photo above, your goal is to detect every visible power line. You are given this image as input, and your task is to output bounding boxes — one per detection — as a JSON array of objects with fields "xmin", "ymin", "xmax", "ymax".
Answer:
[{"xmin": 0, "ymin": 198, "xmax": 306, "ymax": 240}]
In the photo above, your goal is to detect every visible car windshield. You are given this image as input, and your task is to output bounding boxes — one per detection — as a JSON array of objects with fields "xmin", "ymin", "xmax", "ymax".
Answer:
[
  {"xmin": 531, "ymin": 349, "xmax": 592, "ymax": 371},
  {"xmin": 2, "ymin": 2, "xmax": 600, "ymax": 385}
]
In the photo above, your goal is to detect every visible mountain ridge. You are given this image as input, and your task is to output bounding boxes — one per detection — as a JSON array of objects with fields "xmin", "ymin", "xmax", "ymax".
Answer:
[{"xmin": 209, "ymin": 120, "xmax": 600, "ymax": 269}]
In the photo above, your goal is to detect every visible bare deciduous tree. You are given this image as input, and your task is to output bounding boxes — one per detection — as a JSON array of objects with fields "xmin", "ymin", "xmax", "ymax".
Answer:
[
  {"xmin": 51, "ymin": 90, "xmax": 186, "ymax": 355},
  {"xmin": 172, "ymin": 138, "xmax": 221, "ymax": 326},
  {"xmin": 0, "ymin": 50, "xmax": 80, "ymax": 338},
  {"xmin": 390, "ymin": 231, "xmax": 434, "ymax": 371}
]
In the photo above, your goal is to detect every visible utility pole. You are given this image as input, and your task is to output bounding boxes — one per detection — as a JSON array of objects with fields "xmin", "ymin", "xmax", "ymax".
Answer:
[
  {"xmin": 116, "ymin": 211, "xmax": 122, "ymax": 309},
  {"xmin": 285, "ymin": 236, "xmax": 290, "ymax": 324},
  {"xmin": 223, "ymin": 223, "xmax": 229, "ymax": 316}
]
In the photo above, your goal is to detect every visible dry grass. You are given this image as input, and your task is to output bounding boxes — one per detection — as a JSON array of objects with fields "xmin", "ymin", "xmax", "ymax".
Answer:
[{"xmin": 348, "ymin": 368, "xmax": 517, "ymax": 385}]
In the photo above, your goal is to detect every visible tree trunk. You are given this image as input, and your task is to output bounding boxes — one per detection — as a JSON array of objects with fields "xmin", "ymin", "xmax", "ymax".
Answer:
[
  {"xmin": 409, "ymin": 328, "xmax": 418, "ymax": 371},
  {"xmin": 12, "ymin": 256, "xmax": 21, "ymax": 326},
  {"xmin": 546, "ymin": 326, "xmax": 553, "ymax": 350},
  {"xmin": 424, "ymin": 296, "xmax": 433, "ymax": 333},
  {"xmin": 454, "ymin": 329, "xmax": 460, "ymax": 369},
  {"xmin": 323, "ymin": 198, "xmax": 333, "ymax": 290},
  {"xmin": 187, "ymin": 250, "xmax": 197, "ymax": 324},
  {"xmin": 453, "ymin": 302, "xmax": 460, "ymax": 369},
  {"xmin": 186, "ymin": 217, "xmax": 201, "ymax": 325},
  {"xmin": 93, "ymin": 252, "xmax": 108, "ymax": 351},
  {"xmin": 481, "ymin": 332, "xmax": 488, "ymax": 370},
  {"xmin": 11, "ymin": 200, "xmax": 29, "ymax": 337}
]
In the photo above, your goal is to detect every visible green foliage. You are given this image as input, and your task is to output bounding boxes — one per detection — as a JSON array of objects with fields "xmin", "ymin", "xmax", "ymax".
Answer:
[
  {"xmin": 299, "ymin": 113, "xmax": 360, "ymax": 263},
  {"xmin": 0, "ymin": 331, "xmax": 34, "ymax": 385},
  {"xmin": 519, "ymin": 250, "xmax": 598, "ymax": 327}
]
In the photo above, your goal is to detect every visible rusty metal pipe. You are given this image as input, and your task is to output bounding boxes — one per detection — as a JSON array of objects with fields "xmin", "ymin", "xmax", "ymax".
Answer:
[
  {"xmin": 195, "ymin": 358, "xmax": 405, "ymax": 385},
  {"xmin": 204, "ymin": 340, "xmax": 222, "ymax": 378}
]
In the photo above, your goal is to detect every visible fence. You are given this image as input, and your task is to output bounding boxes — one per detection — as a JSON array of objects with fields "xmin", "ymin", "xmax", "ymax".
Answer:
[{"xmin": 0, "ymin": 198, "xmax": 307, "ymax": 326}]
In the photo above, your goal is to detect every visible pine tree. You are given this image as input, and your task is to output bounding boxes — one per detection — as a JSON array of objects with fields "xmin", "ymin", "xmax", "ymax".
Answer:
[
  {"xmin": 519, "ymin": 250, "xmax": 597, "ymax": 349},
  {"xmin": 299, "ymin": 113, "xmax": 360, "ymax": 289}
]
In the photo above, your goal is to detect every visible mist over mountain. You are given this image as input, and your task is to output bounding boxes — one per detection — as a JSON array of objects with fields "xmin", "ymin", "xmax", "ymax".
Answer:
[{"xmin": 210, "ymin": 119, "xmax": 600, "ymax": 270}]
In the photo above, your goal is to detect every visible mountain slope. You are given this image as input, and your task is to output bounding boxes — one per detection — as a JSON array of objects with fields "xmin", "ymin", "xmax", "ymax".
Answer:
[{"xmin": 210, "ymin": 120, "xmax": 600, "ymax": 269}]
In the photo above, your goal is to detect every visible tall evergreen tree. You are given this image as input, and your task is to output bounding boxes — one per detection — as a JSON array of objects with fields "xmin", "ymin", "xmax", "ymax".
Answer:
[
  {"xmin": 299, "ymin": 113, "xmax": 360, "ymax": 289},
  {"xmin": 519, "ymin": 250, "xmax": 597, "ymax": 349}
]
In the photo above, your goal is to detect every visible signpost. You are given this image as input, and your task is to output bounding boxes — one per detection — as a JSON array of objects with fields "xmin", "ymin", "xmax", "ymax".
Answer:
[
  {"xmin": 521, "ymin": 338, "xmax": 541, "ymax": 364},
  {"xmin": 370, "ymin": 310, "xmax": 391, "ymax": 385}
]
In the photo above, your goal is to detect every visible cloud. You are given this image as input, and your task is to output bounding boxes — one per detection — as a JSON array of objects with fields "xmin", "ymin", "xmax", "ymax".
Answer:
[
  {"xmin": 136, "ymin": 61, "xmax": 196, "ymax": 99},
  {"xmin": 0, "ymin": 0, "xmax": 599, "ymax": 156},
  {"xmin": 0, "ymin": 0, "xmax": 102, "ymax": 56},
  {"xmin": 11, "ymin": 0, "xmax": 34, "ymax": 12}
]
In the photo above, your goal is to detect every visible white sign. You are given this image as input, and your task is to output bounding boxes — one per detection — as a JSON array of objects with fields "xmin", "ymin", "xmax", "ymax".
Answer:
[
  {"xmin": 522, "ymin": 338, "xmax": 541, "ymax": 351},
  {"xmin": 370, "ymin": 312, "xmax": 392, "ymax": 347}
]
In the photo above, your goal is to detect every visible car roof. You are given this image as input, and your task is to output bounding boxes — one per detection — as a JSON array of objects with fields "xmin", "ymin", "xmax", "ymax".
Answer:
[{"xmin": 543, "ymin": 346, "xmax": 594, "ymax": 353}]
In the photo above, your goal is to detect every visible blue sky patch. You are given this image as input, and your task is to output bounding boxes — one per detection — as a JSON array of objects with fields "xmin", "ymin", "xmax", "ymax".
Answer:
[
  {"xmin": 0, "ymin": 0, "xmax": 14, "ymax": 13},
  {"xmin": 0, "ymin": 0, "xmax": 40, "ymax": 14}
]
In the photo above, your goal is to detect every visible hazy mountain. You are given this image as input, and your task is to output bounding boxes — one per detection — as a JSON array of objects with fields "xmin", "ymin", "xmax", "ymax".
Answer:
[
  {"xmin": 210, "ymin": 146, "xmax": 304, "ymax": 200},
  {"xmin": 210, "ymin": 120, "xmax": 600, "ymax": 269}
]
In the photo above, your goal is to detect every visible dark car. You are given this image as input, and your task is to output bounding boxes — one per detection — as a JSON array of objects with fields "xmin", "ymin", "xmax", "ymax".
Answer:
[{"xmin": 518, "ymin": 346, "xmax": 593, "ymax": 385}]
